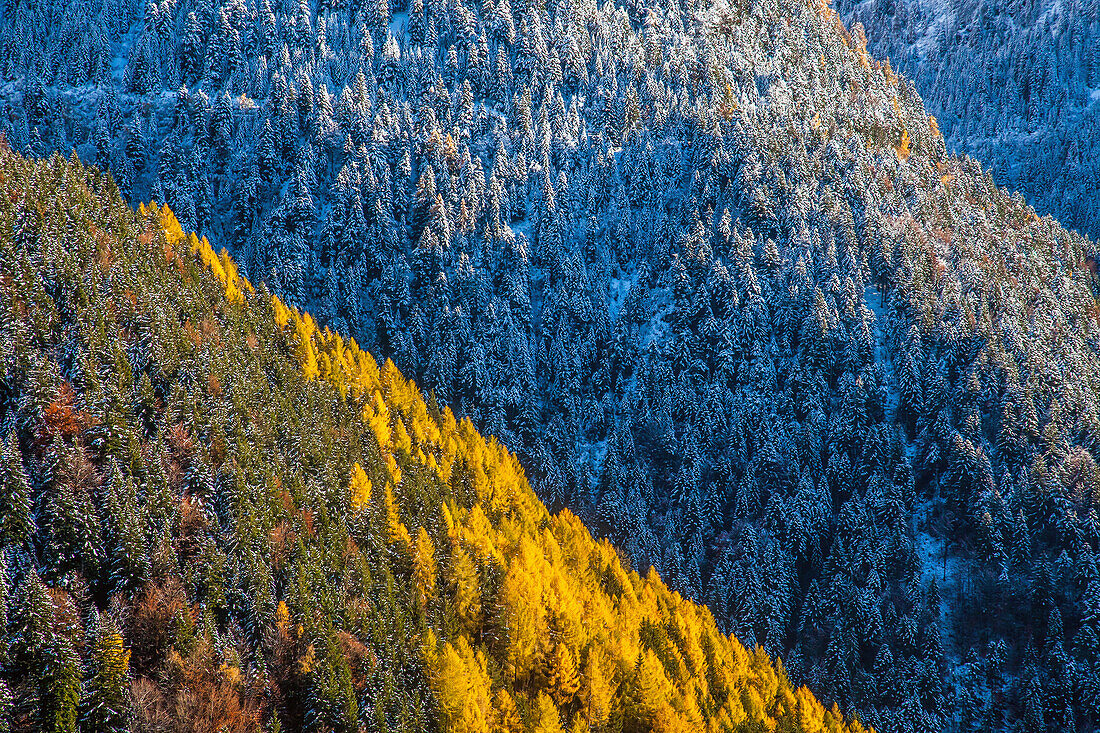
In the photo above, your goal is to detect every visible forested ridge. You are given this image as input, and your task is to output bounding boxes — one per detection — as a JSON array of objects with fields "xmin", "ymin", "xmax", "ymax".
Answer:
[
  {"xmin": 836, "ymin": 0, "xmax": 1100, "ymax": 242},
  {"xmin": 1, "ymin": 0, "xmax": 1100, "ymax": 730},
  {"xmin": 0, "ymin": 146, "xmax": 867, "ymax": 732}
]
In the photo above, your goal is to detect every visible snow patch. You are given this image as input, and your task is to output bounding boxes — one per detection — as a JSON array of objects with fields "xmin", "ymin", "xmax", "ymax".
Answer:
[
  {"xmin": 914, "ymin": 528, "xmax": 965, "ymax": 659},
  {"xmin": 389, "ymin": 11, "xmax": 408, "ymax": 42},
  {"xmin": 912, "ymin": 0, "xmax": 957, "ymax": 57},
  {"xmin": 581, "ymin": 438, "xmax": 609, "ymax": 493},
  {"xmin": 642, "ymin": 286, "xmax": 673, "ymax": 348},
  {"xmin": 1038, "ymin": 0, "xmax": 1064, "ymax": 34},
  {"xmin": 505, "ymin": 218, "xmax": 532, "ymax": 241},
  {"xmin": 608, "ymin": 271, "xmax": 634, "ymax": 323},
  {"xmin": 864, "ymin": 285, "xmax": 890, "ymax": 362},
  {"xmin": 864, "ymin": 284, "xmax": 902, "ymax": 419},
  {"xmin": 111, "ymin": 22, "xmax": 142, "ymax": 85}
]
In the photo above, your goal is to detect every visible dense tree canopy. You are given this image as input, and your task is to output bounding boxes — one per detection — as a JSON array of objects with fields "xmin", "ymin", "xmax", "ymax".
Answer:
[
  {"xmin": 0, "ymin": 145, "xmax": 868, "ymax": 733},
  {"xmin": 837, "ymin": 0, "xmax": 1100, "ymax": 242},
  {"xmin": 0, "ymin": 0, "xmax": 1098, "ymax": 729}
]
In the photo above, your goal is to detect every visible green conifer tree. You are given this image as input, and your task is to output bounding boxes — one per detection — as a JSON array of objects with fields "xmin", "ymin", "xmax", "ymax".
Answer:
[
  {"xmin": 80, "ymin": 612, "xmax": 131, "ymax": 732},
  {"xmin": 0, "ymin": 432, "xmax": 34, "ymax": 549}
]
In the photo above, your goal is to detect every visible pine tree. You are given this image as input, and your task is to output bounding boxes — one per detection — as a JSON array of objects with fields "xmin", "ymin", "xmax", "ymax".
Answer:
[
  {"xmin": 0, "ymin": 432, "xmax": 34, "ymax": 548},
  {"xmin": 42, "ymin": 632, "xmax": 82, "ymax": 733},
  {"xmin": 0, "ymin": 679, "xmax": 11, "ymax": 733},
  {"xmin": 178, "ymin": 12, "xmax": 204, "ymax": 86},
  {"xmin": 104, "ymin": 463, "xmax": 150, "ymax": 593},
  {"xmin": 6, "ymin": 1, "xmax": 1100, "ymax": 727},
  {"xmin": 210, "ymin": 92, "xmax": 234, "ymax": 172},
  {"xmin": 306, "ymin": 634, "xmax": 359, "ymax": 733},
  {"xmin": 119, "ymin": 116, "xmax": 143, "ymax": 169},
  {"xmin": 80, "ymin": 612, "xmax": 131, "ymax": 733},
  {"xmin": 12, "ymin": 571, "xmax": 82, "ymax": 733},
  {"xmin": 92, "ymin": 111, "xmax": 112, "ymax": 172},
  {"xmin": 258, "ymin": 117, "xmax": 279, "ymax": 183}
]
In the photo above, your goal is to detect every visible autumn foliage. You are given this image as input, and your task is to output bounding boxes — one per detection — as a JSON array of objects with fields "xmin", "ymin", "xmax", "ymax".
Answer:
[
  {"xmin": 0, "ymin": 149, "xmax": 866, "ymax": 733},
  {"xmin": 146, "ymin": 200, "xmax": 869, "ymax": 733}
]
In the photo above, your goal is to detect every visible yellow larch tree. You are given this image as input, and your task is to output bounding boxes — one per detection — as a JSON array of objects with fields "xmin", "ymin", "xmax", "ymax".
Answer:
[
  {"xmin": 445, "ymin": 543, "xmax": 482, "ymax": 633},
  {"xmin": 581, "ymin": 646, "xmax": 616, "ymax": 729},
  {"xmin": 384, "ymin": 482, "xmax": 413, "ymax": 555},
  {"xmin": 348, "ymin": 462, "xmax": 372, "ymax": 510},
  {"xmin": 413, "ymin": 525, "xmax": 438, "ymax": 610},
  {"xmin": 425, "ymin": 633, "xmax": 494, "ymax": 733},
  {"xmin": 530, "ymin": 692, "xmax": 563, "ymax": 733},
  {"xmin": 492, "ymin": 689, "xmax": 523, "ymax": 733},
  {"xmin": 543, "ymin": 641, "xmax": 580, "ymax": 706}
]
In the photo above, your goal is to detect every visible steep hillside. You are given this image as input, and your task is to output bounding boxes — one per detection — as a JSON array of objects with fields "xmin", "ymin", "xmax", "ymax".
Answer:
[
  {"xmin": 2, "ymin": 0, "xmax": 1100, "ymax": 730},
  {"xmin": 837, "ymin": 0, "xmax": 1100, "ymax": 241},
  {"xmin": 0, "ymin": 147, "xmax": 866, "ymax": 732}
]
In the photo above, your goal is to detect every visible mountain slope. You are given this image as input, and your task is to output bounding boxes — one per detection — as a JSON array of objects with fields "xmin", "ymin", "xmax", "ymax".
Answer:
[
  {"xmin": 836, "ymin": 0, "xmax": 1100, "ymax": 241},
  {"xmin": 2, "ymin": 0, "xmax": 1100, "ymax": 730},
  {"xmin": 0, "ymin": 146, "xmax": 866, "ymax": 732}
]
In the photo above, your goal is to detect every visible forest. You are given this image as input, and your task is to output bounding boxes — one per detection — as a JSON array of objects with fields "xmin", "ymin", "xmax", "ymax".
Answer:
[
  {"xmin": 0, "ymin": 145, "xmax": 869, "ymax": 732},
  {"xmin": 836, "ymin": 0, "xmax": 1100, "ymax": 242},
  {"xmin": 0, "ymin": 0, "xmax": 1098, "ymax": 730}
]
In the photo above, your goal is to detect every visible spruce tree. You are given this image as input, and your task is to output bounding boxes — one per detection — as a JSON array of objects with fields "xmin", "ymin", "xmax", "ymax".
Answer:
[
  {"xmin": 80, "ymin": 612, "xmax": 131, "ymax": 733},
  {"xmin": 0, "ymin": 432, "xmax": 34, "ymax": 549}
]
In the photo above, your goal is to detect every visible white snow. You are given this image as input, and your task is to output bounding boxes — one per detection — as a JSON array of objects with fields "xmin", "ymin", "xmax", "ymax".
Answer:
[
  {"xmin": 865, "ymin": 285, "xmax": 889, "ymax": 362},
  {"xmin": 865, "ymin": 284, "xmax": 901, "ymax": 418},
  {"xmin": 867, "ymin": 283, "xmax": 965, "ymax": 662},
  {"xmin": 911, "ymin": 0, "xmax": 957, "ymax": 57},
  {"xmin": 607, "ymin": 271, "xmax": 635, "ymax": 322},
  {"xmin": 914, "ymin": 527, "xmax": 966, "ymax": 659},
  {"xmin": 584, "ymin": 438, "xmax": 609, "ymax": 490},
  {"xmin": 505, "ymin": 218, "xmax": 532, "ymax": 241},
  {"xmin": 111, "ymin": 22, "xmax": 142, "ymax": 85},
  {"xmin": 1037, "ymin": 0, "xmax": 1064, "ymax": 34},
  {"xmin": 389, "ymin": 11, "xmax": 408, "ymax": 43},
  {"xmin": 642, "ymin": 286, "xmax": 673, "ymax": 348}
]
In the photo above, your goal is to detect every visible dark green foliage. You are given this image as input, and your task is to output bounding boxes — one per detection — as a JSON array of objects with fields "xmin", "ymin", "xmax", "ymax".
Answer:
[
  {"xmin": 79, "ymin": 612, "xmax": 130, "ymax": 733},
  {"xmin": 0, "ymin": 147, "xmax": 434, "ymax": 732},
  {"xmin": 304, "ymin": 633, "xmax": 359, "ymax": 733},
  {"xmin": 1, "ymin": 0, "xmax": 1099, "ymax": 726},
  {"xmin": 0, "ymin": 433, "xmax": 34, "ymax": 549},
  {"xmin": 40, "ymin": 634, "xmax": 81, "ymax": 733}
]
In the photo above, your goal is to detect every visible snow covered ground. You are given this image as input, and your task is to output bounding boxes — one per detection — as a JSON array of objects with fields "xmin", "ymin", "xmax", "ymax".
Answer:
[
  {"xmin": 608, "ymin": 271, "xmax": 635, "ymax": 323},
  {"xmin": 866, "ymin": 282, "xmax": 965, "ymax": 662},
  {"xmin": 865, "ymin": 284, "xmax": 899, "ymax": 415},
  {"xmin": 914, "ymin": 526, "xmax": 965, "ymax": 659}
]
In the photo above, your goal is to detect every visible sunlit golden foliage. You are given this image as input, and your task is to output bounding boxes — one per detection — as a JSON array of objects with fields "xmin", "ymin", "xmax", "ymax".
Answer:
[
  {"xmin": 348, "ymin": 462, "xmax": 373, "ymax": 510},
  {"xmin": 895, "ymin": 128, "xmax": 911, "ymax": 161},
  {"xmin": 153, "ymin": 201, "xmax": 868, "ymax": 733}
]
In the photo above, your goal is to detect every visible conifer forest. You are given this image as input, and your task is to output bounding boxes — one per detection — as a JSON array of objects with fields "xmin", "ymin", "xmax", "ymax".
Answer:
[{"xmin": 0, "ymin": 0, "xmax": 1097, "ymax": 731}]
